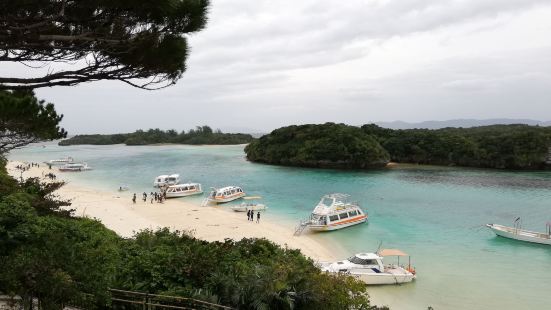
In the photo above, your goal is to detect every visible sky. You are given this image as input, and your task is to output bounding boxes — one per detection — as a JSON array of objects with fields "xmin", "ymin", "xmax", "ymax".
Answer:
[{"xmin": 5, "ymin": 0, "xmax": 551, "ymax": 134}]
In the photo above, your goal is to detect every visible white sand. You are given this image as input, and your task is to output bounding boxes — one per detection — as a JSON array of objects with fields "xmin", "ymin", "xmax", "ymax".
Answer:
[{"xmin": 7, "ymin": 160, "xmax": 341, "ymax": 261}]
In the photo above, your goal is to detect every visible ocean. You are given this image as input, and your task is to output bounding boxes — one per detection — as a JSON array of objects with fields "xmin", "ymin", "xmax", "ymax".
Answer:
[{"xmin": 9, "ymin": 143, "xmax": 551, "ymax": 310}]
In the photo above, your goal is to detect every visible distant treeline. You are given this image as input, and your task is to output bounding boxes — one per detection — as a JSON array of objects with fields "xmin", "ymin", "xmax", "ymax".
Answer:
[
  {"xmin": 245, "ymin": 123, "xmax": 551, "ymax": 170},
  {"xmin": 58, "ymin": 126, "xmax": 254, "ymax": 146}
]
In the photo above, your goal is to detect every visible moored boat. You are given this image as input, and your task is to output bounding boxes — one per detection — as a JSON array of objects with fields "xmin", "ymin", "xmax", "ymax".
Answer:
[
  {"xmin": 231, "ymin": 196, "xmax": 267, "ymax": 212},
  {"xmin": 48, "ymin": 156, "xmax": 74, "ymax": 165},
  {"xmin": 153, "ymin": 174, "xmax": 180, "ymax": 187},
  {"xmin": 486, "ymin": 218, "xmax": 551, "ymax": 245},
  {"xmin": 59, "ymin": 162, "xmax": 91, "ymax": 172},
  {"xmin": 319, "ymin": 249, "xmax": 416, "ymax": 285},
  {"xmin": 295, "ymin": 193, "xmax": 367, "ymax": 234},
  {"xmin": 206, "ymin": 186, "xmax": 245, "ymax": 204},
  {"xmin": 165, "ymin": 183, "xmax": 203, "ymax": 198}
]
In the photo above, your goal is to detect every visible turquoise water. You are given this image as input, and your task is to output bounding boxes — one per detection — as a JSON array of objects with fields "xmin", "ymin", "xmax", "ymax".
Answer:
[{"xmin": 10, "ymin": 144, "xmax": 551, "ymax": 310}]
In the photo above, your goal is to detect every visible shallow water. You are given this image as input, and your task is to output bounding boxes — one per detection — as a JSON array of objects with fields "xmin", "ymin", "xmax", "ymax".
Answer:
[{"xmin": 10, "ymin": 143, "xmax": 551, "ymax": 310}]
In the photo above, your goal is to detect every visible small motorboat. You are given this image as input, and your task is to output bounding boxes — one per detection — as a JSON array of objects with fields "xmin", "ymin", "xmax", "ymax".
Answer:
[
  {"xmin": 165, "ymin": 183, "xmax": 203, "ymax": 198},
  {"xmin": 205, "ymin": 186, "xmax": 245, "ymax": 204},
  {"xmin": 487, "ymin": 218, "xmax": 551, "ymax": 245},
  {"xmin": 59, "ymin": 162, "xmax": 91, "ymax": 172},
  {"xmin": 153, "ymin": 174, "xmax": 180, "ymax": 187},
  {"xmin": 48, "ymin": 156, "xmax": 74, "ymax": 165},
  {"xmin": 118, "ymin": 185, "xmax": 129, "ymax": 192},
  {"xmin": 294, "ymin": 193, "xmax": 367, "ymax": 235},
  {"xmin": 319, "ymin": 249, "xmax": 416, "ymax": 285},
  {"xmin": 231, "ymin": 196, "xmax": 267, "ymax": 212}
]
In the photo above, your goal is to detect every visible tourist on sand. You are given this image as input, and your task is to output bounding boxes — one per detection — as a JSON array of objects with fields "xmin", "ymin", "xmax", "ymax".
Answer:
[
  {"xmin": 247, "ymin": 210, "xmax": 250, "ymax": 221},
  {"xmin": 257, "ymin": 212, "xmax": 260, "ymax": 223},
  {"xmin": 142, "ymin": 192, "xmax": 147, "ymax": 202},
  {"xmin": 151, "ymin": 197, "xmax": 154, "ymax": 204},
  {"xmin": 132, "ymin": 193, "xmax": 136, "ymax": 204}
]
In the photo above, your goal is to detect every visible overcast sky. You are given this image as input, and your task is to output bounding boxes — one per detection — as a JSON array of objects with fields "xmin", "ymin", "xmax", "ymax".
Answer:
[{"xmin": 7, "ymin": 0, "xmax": 551, "ymax": 134}]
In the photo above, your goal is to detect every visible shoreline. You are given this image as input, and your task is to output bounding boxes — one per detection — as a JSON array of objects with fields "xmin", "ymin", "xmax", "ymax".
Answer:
[{"xmin": 6, "ymin": 160, "xmax": 342, "ymax": 262}]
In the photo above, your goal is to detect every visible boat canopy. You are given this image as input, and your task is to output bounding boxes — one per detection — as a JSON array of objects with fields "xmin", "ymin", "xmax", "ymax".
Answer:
[{"xmin": 378, "ymin": 249, "xmax": 409, "ymax": 257}]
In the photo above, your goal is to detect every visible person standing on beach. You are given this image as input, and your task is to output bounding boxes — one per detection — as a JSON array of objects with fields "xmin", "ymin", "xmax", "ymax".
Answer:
[
  {"xmin": 132, "ymin": 193, "xmax": 136, "ymax": 204},
  {"xmin": 247, "ymin": 210, "xmax": 250, "ymax": 221},
  {"xmin": 257, "ymin": 212, "xmax": 260, "ymax": 223}
]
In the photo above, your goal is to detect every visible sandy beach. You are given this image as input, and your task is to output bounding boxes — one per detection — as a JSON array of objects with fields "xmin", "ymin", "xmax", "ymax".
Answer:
[{"xmin": 6, "ymin": 160, "xmax": 340, "ymax": 261}]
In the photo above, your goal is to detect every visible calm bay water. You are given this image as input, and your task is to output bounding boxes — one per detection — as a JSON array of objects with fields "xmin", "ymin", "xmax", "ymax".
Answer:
[{"xmin": 10, "ymin": 143, "xmax": 551, "ymax": 310}]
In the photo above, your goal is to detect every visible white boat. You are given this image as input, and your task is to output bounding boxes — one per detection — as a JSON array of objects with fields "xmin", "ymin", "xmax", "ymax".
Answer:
[
  {"xmin": 319, "ymin": 249, "xmax": 416, "ymax": 285},
  {"xmin": 486, "ymin": 218, "xmax": 551, "ymax": 245},
  {"xmin": 206, "ymin": 186, "xmax": 246, "ymax": 204},
  {"xmin": 48, "ymin": 156, "xmax": 74, "ymax": 165},
  {"xmin": 231, "ymin": 196, "xmax": 267, "ymax": 212},
  {"xmin": 153, "ymin": 174, "xmax": 180, "ymax": 187},
  {"xmin": 59, "ymin": 162, "xmax": 91, "ymax": 172},
  {"xmin": 295, "ymin": 193, "xmax": 367, "ymax": 234},
  {"xmin": 165, "ymin": 183, "xmax": 203, "ymax": 198},
  {"xmin": 118, "ymin": 185, "xmax": 129, "ymax": 192}
]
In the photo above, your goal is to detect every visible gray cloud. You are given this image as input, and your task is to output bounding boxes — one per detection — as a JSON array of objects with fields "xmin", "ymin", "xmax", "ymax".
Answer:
[{"xmin": 18, "ymin": 0, "xmax": 551, "ymax": 134}]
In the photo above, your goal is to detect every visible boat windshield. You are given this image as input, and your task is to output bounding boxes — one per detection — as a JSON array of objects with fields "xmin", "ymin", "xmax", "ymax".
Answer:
[
  {"xmin": 348, "ymin": 256, "xmax": 379, "ymax": 265},
  {"xmin": 321, "ymin": 197, "xmax": 334, "ymax": 206}
]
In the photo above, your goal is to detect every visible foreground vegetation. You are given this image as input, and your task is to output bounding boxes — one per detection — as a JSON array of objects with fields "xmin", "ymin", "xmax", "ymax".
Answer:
[
  {"xmin": 58, "ymin": 126, "xmax": 254, "ymax": 146},
  {"xmin": 246, "ymin": 123, "xmax": 551, "ymax": 170},
  {"xmin": 0, "ymin": 161, "xmax": 384, "ymax": 309}
]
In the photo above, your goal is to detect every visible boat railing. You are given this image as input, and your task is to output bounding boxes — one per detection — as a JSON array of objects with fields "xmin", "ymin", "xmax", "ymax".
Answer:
[{"xmin": 294, "ymin": 219, "xmax": 311, "ymax": 236}]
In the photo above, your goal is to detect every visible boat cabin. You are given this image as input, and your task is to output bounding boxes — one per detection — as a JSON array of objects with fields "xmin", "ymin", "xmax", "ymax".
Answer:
[
  {"xmin": 306, "ymin": 194, "xmax": 367, "ymax": 231},
  {"xmin": 153, "ymin": 174, "xmax": 180, "ymax": 187},
  {"xmin": 209, "ymin": 186, "xmax": 244, "ymax": 198},
  {"xmin": 167, "ymin": 183, "xmax": 201, "ymax": 193},
  {"xmin": 166, "ymin": 174, "xmax": 180, "ymax": 185},
  {"xmin": 330, "ymin": 253, "xmax": 385, "ymax": 273}
]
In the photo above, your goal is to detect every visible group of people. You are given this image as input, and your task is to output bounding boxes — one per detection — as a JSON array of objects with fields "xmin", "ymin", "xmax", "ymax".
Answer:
[
  {"xmin": 247, "ymin": 209, "xmax": 261, "ymax": 223},
  {"xmin": 44, "ymin": 172, "xmax": 57, "ymax": 180},
  {"xmin": 14, "ymin": 162, "xmax": 38, "ymax": 171},
  {"xmin": 132, "ymin": 191, "xmax": 167, "ymax": 204}
]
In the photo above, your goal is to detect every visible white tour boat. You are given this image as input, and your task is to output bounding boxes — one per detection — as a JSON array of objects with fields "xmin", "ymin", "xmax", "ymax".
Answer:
[
  {"xmin": 295, "ymin": 193, "xmax": 367, "ymax": 234},
  {"xmin": 153, "ymin": 174, "xmax": 180, "ymax": 187},
  {"xmin": 58, "ymin": 162, "xmax": 91, "ymax": 172},
  {"xmin": 165, "ymin": 183, "xmax": 203, "ymax": 198},
  {"xmin": 319, "ymin": 249, "xmax": 416, "ymax": 285},
  {"xmin": 48, "ymin": 156, "xmax": 74, "ymax": 165},
  {"xmin": 205, "ymin": 186, "xmax": 246, "ymax": 204},
  {"xmin": 487, "ymin": 218, "xmax": 551, "ymax": 245},
  {"xmin": 231, "ymin": 196, "xmax": 267, "ymax": 212}
]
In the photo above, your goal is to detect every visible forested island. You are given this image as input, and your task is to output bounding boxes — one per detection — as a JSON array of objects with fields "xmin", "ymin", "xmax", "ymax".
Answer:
[
  {"xmin": 246, "ymin": 123, "xmax": 551, "ymax": 170},
  {"xmin": 245, "ymin": 123, "xmax": 390, "ymax": 169},
  {"xmin": 58, "ymin": 126, "xmax": 254, "ymax": 146}
]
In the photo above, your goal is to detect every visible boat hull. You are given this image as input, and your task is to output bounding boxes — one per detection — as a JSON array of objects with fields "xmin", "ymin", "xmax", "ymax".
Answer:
[
  {"xmin": 309, "ymin": 215, "xmax": 367, "ymax": 231},
  {"xmin": 487, "ymin": 224, "xmax": 551, "ymax": 245},
  {"xmin": 208, "ymin": 193, "xmax": 246, "ymax": 204},
  {"xmin": 231, "ymin": 204, "xmax": 267, "ymax": 212},
  {"xmin": 352, "ymin": 272, "xmax": 415, "ymax": 285},
  {"xmin": 59, "ymin": 167, "xmax": 90, "ymax": 172}
]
